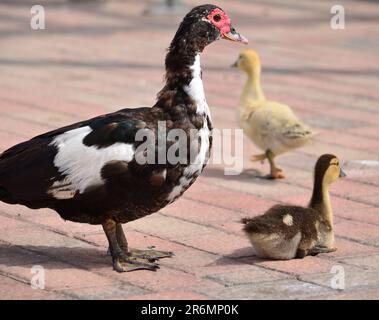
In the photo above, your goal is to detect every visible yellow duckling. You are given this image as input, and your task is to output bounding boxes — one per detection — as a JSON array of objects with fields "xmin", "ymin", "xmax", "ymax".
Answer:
[
  {"xmin": 241, "ymin": 154, "xmax": 346, "ymax": 260},
  {"xmin": 232, "ymin": 49, "xmax": 314, "ymax": 179}
]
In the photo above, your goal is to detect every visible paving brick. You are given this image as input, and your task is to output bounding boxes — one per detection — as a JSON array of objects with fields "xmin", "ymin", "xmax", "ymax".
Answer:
[
  {"xmin": 199, "ymin": 279, "xmax": 332, "ymax": 300},
  {"xmin": 58, "ymin": 283, "xmax": 150, "ymax": 300},
  {"xmin": 357, "ymin": 194, "xmax": 379, "ymax": 207},
  {"xmin": 0, "ymin": 225, "xmax": 93, "ymax": 251},
  {"xmin": 349, "ymin": 126, "xmax": 379, "ymax": 139},
  {"xmin": 0, "ymin": 242, "xmax": 51, "ymax": 266},
  {"xmin": 185, "ymin": 179, "xmax": 277, "ymax": 214},
  {"xmin": 0, "ymin": 214, "xmax": 30, "ymax": 231},
  {"xmin": 0, "ymin": 275, "xmax": 67, "ymax": 300},
  {"xmin": 300, "ymin": 269, "xmax": 379, "ymax": 291},
  {"xmin": 27, "ymin": 212, "xmax": 103, "ymax": 238},
  {"xmin": 309, "ymin": 288, "xmax": 379, "ymax": 300},
  {"xmin": 127, "ymin": 291, "xmax": 208, "ymax": 300},
  {"xmin": 321, "ymin": 238, "xmax": 379, "ymax": 259},
  {"xmin": 334, "ymin": 220, "xmax": 379, "ymax": 247},
  {"xmin": 341, "ymin": 254, "xmax": 379, "ymax": 270},
  {"xmin": 204, "ymin": 265, "xmax": 292, "ymax": 287},
  {"xmin": 161, "ymin": 198, "xmax": 249, "ymax": 225},
  {"xmin": 130, "ymin": 213, "xmax": 251, "ymax": 257},
  {"xmin": 0, "ymin": 260, "xmax": 116, "ymax": 291},
  {"xmin": 243, "ymin": 255, "xmax": 348, "ymax": 276},
  {"xmin": 332, "ymin": 206, "xmax": 379, "ymax": 226},
  {"xmin": 159, "ymin": 245, "xmax": 221, "ymax": 271},
  {"xmin": 103, "ymin": 266, "xmax": 222, "ymax": 293},
  {"xmin": 316, "ymin": 129, "xmax": 379, "ymax": 151}
]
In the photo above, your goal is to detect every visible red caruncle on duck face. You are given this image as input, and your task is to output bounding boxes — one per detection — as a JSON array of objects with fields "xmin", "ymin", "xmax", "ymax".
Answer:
[
  {"xmin": 206, "ymin": 8, "xmax": 248, "ymax": 44},
  {"xmin": 207, "ymin": 8, "xmax": 231, "ymax": 36}
]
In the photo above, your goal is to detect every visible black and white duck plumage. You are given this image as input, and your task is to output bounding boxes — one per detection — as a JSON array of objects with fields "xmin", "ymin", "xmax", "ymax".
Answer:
[{"xmin": 0, "ymin": 4, "xmax": 247, "ymax": 272}]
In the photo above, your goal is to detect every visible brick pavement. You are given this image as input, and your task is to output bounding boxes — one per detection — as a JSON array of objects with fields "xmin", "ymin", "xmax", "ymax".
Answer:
[{"xmin": 0, "ymin": 0, "xmax": 378, "ymax": 299}]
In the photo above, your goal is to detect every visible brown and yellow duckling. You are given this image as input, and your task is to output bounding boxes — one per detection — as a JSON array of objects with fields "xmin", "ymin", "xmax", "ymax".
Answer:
[
  {"xmin": 232, "ymin": 49, "xmax": 314, "ymax": 179},
  {"xmin": 241, "ymin": 154, "xmax": 346, "ymax": 259}
]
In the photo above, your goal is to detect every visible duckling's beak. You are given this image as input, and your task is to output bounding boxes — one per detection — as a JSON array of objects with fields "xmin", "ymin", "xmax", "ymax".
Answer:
[
  {"xmin": 231, "ymin": 60, "xmax": 238, "ymax": 68},
  {"xmin": 339, "ymin": 168, "xmax": 347, "ymax": 178},
  {"xmin": 222, "ymin": 27, "xmax": 248, "ymax": 45}
]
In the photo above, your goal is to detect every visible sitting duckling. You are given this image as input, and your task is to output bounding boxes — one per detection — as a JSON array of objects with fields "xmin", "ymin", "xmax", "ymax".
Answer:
[
  {"xmin": 241, "ymin": 154, "xmax": 346, "ymax": 259},
  {"xmin": 232, "ymin": 49, "xmax": 314, "ymax": 179}
]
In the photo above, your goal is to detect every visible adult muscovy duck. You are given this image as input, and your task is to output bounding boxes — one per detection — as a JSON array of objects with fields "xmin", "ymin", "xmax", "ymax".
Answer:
[{"xmin": 0, "ymin": 4, "xmax": 247, "ymax": 272}]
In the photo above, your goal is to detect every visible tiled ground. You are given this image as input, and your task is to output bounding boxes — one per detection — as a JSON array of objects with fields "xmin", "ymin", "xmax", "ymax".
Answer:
[{"xmin": 0, "ymin": 0, "xmax": 378, "ymax": 299}]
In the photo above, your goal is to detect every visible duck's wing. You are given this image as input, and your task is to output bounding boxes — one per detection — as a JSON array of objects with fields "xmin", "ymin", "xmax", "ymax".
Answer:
[
  {"xmin": 263, "ymin": 102, "xmax": 314, "ymax": 148},
  {"xmin": 242, "ymin": 205, "xmax": 315, "ymax": 239},
  {"xmin": 242, "ymin": 205, "xmax": 286, "ymax": 234},
  {"xmin": 0, "ymin": 107, "xmax": 154, "ymax": 206},
  {"xmin": 280, "ymin": 121, "xmax": 314, "ymax": 148}
]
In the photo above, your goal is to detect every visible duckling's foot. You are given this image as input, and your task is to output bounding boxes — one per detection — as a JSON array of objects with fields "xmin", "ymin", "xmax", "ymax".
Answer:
[
  {"xmin": 251, "ymin": 154, "xmax": 266, "ymax": 162},
  {"xmin": 112, "ymin": 253, "xmax": 160, "ymax": 272},
  {"xmin": 129, "ymin": 249, "xmax": 175, "ymax": 262},
  {"xmin": 296, "ymin": 248, "xmax": 308, "ymax": 259},
  {"xmin": 308, "ymin": 246, "xmax": 337, "ymax": 256},
  {"xmin": 267, "ymin": 168, "xmax": 285, "ymax": 179}
]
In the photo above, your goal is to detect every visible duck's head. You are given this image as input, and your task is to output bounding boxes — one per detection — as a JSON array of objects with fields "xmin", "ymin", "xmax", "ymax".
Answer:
[
  {"xmin": 170, "ymin": 4, "xmax": 248, "ymax": 52},
  {"xmin": 232, "ymin": 49, "xmax": 261, "ymax": 75},
  {"xmin": 315, "ymin": 154, "xmax": 346, "ymax": 185}
]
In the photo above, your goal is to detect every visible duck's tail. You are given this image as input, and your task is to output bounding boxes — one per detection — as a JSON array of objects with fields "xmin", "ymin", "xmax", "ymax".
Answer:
[
  {"xmin": 0, "ymin": 185, "xmax": 16, "ymax": 204},
  {"xmin": 241, "ymin": 217, "xmax": 250, "ymax": 225},
  {"xmin": 241, "ymin": 217, "xmax": 266, "ymax": 234}
]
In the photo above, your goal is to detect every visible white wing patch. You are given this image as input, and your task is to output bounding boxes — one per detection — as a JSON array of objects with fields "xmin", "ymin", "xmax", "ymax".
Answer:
[
  {"xmin": 48, "ymin": 126, "xmax": 135, "ymax": 199},
  {"xmin": 282, "ymin": 214, "xmax": 294, "ymax": 226}
]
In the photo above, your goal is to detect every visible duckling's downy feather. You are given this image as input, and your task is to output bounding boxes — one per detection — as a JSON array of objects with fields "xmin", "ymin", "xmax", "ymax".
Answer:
[
  {"xmin": 242, "ymin": 205, "xmax": 320, "ymax": 260},
  {"xmin": 242, "ymin": 154, "xmax": 343, "ymax": 259},
  {"xmin": 236, "ymin": 49, "xmax": 313, "ymax": 156},
  {"xmin": 238, "ymin": 97, "xmax": 313, "ymax": 156}
]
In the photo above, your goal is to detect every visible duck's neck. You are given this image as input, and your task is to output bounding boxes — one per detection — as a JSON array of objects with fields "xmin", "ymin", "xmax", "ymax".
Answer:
[
  {"xmin": 239, "ymin": 68, "xmax": 265, "ymax": 108},
  {"xmin": 309, "ymin": 178, "xmax": 333, "ymax": 226},
  {"xmin": 155, "ymin": 35, "xmax": 210, "ymax": 119}
]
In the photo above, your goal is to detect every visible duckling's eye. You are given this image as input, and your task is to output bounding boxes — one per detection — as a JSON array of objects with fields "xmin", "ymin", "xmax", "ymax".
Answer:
[{"xmin": 213, "ymin": 14, "xmax": 221, "ymax": 22}]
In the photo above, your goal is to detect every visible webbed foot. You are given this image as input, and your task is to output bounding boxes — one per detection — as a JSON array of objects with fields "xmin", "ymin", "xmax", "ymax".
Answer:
[
  {"xmin": 308, "ymin": 246, "xmax": 337, "ymax": 256},
  {"xmin": 129, "ymin": 248, "xmax": 175, "ymax": 262},
  {"xmin": 113, "ymin": 253, "xmax": 160, "ymax": 272},
  {"xmin": 266, "ymin": 168, "xmax": 285, "ymax": 179}
]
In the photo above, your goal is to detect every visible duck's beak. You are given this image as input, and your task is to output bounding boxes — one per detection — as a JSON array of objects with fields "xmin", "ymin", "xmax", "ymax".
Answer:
[
  {"xmin": 339, "ymin": 168, "xmax": 347, "ymax": 178},
  {"xmin": 222, "ymin": 27, "xmax": 248, "ymax": 45}
]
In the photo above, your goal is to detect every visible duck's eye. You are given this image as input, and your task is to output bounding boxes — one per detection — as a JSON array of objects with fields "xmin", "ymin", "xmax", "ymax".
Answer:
[{"xmin": 213, "ymin": 14, "xmax": 221, "ymax": 22}]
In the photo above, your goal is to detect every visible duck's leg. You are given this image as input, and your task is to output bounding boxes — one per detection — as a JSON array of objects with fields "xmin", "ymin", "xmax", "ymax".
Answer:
[
  {"xmin": 116, "ymin": 223, "xmax": 129, "ymax": 253},
  {"xmin": 265, "ymin": 149, "xmax": 285, "ymax": 179},
  {"xmin": 102, "ymin": 219, "xmax": 159, "ymax": 272},
  {"xmin": 116, "ymin": 223, "xmax": 174, "ymax": 262}
]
